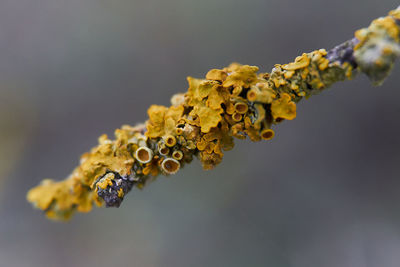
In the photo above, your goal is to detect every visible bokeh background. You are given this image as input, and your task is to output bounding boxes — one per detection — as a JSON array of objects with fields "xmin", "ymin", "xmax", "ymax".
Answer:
[{"xmin": 1, "ymin": 0, "xmax": 400, "ymax": 266}]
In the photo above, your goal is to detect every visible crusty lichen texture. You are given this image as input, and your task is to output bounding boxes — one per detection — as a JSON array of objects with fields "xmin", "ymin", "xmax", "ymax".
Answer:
[{"xmin": 27, "ymin": 7, "xmax": 400, "ymax": 220}]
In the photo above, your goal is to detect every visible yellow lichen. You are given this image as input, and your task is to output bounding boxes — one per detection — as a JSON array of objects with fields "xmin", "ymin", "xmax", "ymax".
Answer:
[
  {"xmin": 117, "ymin": 188, "xmax": 124, "ymax": 198},
  {"xmin": 206, "ymin": 87, "xmax": 230, "ymax": 110},
  {"xmin": 282, "ymin": 53, "xmax": 311, "ymax": 71},
  {"xmin": 97, "ymin": 173, "xmax": 115, "ymax": 189},
  {"xmin": 191, "ymin": 103, "xmax": 223, "ymax": 133},
  {"xmin": 142, "ymin": 157, "xmax": 161, "ymax": 176},
  {"xmin": 206, "ymin": 69, "xmax": 228, "ymax": 81},
  {"xmin": 146, "ymin": 105, "xmax": 168, "ymax": 138},
  {"xmin": 27, "ymin": 7, "xmax": 400, "ymax": 220},
  {"xmin": 146, "ymin": 105, "xmax": 184, "ymax": 139},
  {"xmin": 271, "ymin": 93, "xmax": 297, "ymax": 120},
  {"xmin": 389, "ymin": 8, "xmax": 400, "ymax": 19},
  {"xmin": 187, "ymin": 77, "xmax": 219, "ymax": 102},
  {"xmin": 247, "ymin": 84, "xmax": 276, "ymax": 103},
  {"xmin": 222, "ymin": 65, "xmax": 259, "ymax": 88}
]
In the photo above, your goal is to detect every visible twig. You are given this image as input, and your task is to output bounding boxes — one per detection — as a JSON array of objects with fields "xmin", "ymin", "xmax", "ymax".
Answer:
[{"xmin": 27, "ymin": 7, "xmax": 400, "ymax": 220}]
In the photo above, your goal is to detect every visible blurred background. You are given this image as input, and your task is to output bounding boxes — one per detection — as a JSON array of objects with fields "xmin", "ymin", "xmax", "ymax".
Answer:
[{"xmin": 1, "ymin": 0, "xmax": 400, "ymax": 266}]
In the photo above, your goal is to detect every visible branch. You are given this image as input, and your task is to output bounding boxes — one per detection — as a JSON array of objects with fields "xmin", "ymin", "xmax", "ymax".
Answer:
[{"xmin": 27, "ymin": 7, "xmax": 400, "ymax": 220}]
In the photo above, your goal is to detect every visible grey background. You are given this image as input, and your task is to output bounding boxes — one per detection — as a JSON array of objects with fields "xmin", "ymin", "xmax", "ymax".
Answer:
[{"xmin": 1, "ymin": 0, "xmax": 400, "ymax": 266}]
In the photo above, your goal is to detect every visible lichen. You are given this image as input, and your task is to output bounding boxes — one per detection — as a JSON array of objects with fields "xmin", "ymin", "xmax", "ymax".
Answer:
[
  {"xmin": 271, "ymin": 93, "xmax": 297, "ymax": 120},
  {"xmin": 354, "ymin": 12, "xmax": 400, "ymax": 85},
  {"xmin": 27, "ymin": 7, "xmax": 400, "ymax": 220}
]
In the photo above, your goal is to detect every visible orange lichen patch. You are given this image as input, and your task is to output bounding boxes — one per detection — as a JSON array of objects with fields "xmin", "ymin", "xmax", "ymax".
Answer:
[
  {"xmin": 271, "ymin": 93, "xmax": 297, "ymax": 120},
  {"xmin": 247, "ymin": 84, "xmax": 275, "ymax": 103},
  {"xmin": 383, "ymin": 45, "xmax": 395, "ymax": 55},
  {"xmin": 300, "ymin": 67, "xmax": 309, "ymax": 80},
  {"xmin": 164, "ymin": 135, "xmax": 177, "ymax": 147},
  {"xmin": 165, "ymin": 105, "xmax": 185, "ymax": 125},
  {"xmin": 223, "ymin": 65, "xmax": 259, "ymax": 88},
  {"xmin": 207, "ymin": 122, "xmax": 234, "ymax": 150},
  {"xmin": 225, "ymin": 102, "xmax": 235, "ymax": 115},
  {"xmin": 79, "ymin": 133, "xmax": 135, "ymax": 182},
  {"xmin": 309, "ymin": 76, "xmax": 325, "ymax": 89},
  {"xmin": 284, "ymin": 70, "xmax": 296, "ymax": 79},
  {"xmin": 172, "ymin": 150, "xmax": 183, "ymax": 161},
  {"xmin": 161, "ymin": 158, "xmax": 181, "ymax": 174},
  {"xmin": 206, "ymin": 86, "xmax": 230, "ymax": 110},
  {"xmin": 291, "ymin": 82, "xmax": 300, "ymax": 91},
  {"xmin": 318, "ymin": 57, "xmax": 330, "ymax": 71},
  {"xmin": 234, "ymin": 102, "xmax": 248, "ymax": 114},
  {"xmin": 344, "ymin": 63, "xmax": 354, "ymax": 79},
  {"xmin": 199, "ymin": 151, "xmax": 223, "ymax": 170},
  {"xmin": 117, "ymin": 188, "xmax": 124, "ymax": 198},
  {"xmin": 97, "ymin": 173, "xmax": 115, "ymax": 189},
  {"xmin": 206, "ymin": 69, "xmax": 228, "ymax": 81},
  {"xmin": 253, "ymin": 104, "xmax": 266, "ymax": 127},
  {"xmin": 27, "ymin": 179, "xmax": 70, "ymax": 211},
  {"xmin": 198, "ymin": 125, "xmax": 233, "ymax": 170},
  {"xmin": 186, "ymin": 77, "xmax": 230, "ymax": 134},
  {"xmin": 389, "ymin": 8, "xmax": 400, "ymax": 20},
  {"xmin": 27, "ymin": 178, "xmax": 97, "ymax": 220},
  {"xmin": 146, "ymin": 105, "xmax": 168, "ymax": 138},
  {"xmin": 282, "ymin": 53, "xmax": 311, "ymax": 71},
  {"xmin": 196, "ymin": 123, "xmax": 234, "ymax": 169},
  {"xmin": 231, "ymin": 86, "xmax": 242, "ymax": 96},
  {"xmin": 135, "ymin": 146, "xmax": 153, "ymax": 164},
  {"xmin": 75, "ymin": 185, "xmax": 99, "ymax": 212},
  {"xmin": 261, "ymin": 129, "xmax": 275, "ymax": 140},
  {"xmin": 115, "ymin": 125, "xmax": 142, "ymax": 142},
  {"xmin": 146, "ymin": 105, "xmax": 184, "ymax": 138},
  {"xmin": 372, "ymin": 16, "xmax": 400, "ymax": 41},
  {"xmin": 223, "ymin": 62, "xmax": 243, "ymax": 72},
  {"xmin": 242, "ymin": 116, "xmax": 260, "ymax": 142},
  {"xmin": 196, "ymin": 137, "xmax": 208, "ymax": 151},
  {"xmin": 232, "ymin": 113, "xmax": 242, "ymax": 122},
  {"xmin": 231, "ymin": 123, "xmax": 246, "ymax": 139},
  {"xmin": 355, "ymin": 14, "xmax": 400, "ymax": 51},
  {"xmin": 27, "ymin": 124, "xmax": 146, "ymax": 220},
  {"xmin": 245, "ymin": 128, "xmax": 261, "ymax": 142},
  {"xmin": 142, "ymin": 157, "xmax": 161, "ymax": 176},
  {"xmin": 270, "ymin": 66, "xmax": 288, "ymax": 88},
  {"xmin": 315, "ymin": 48, "xmax": 327, "ymax": 57},
  {"xmin": 187, "ymin": 77, "xmax": 219, "ymax": 102},
  {"xmin": 191, "ymin": 103, "xmax": 223, "ymax": 133},
  {"xmin": 354, "ymin": 28, "xmax": 368, "ymax": 46}
]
